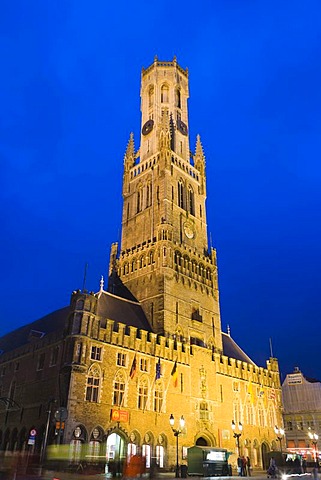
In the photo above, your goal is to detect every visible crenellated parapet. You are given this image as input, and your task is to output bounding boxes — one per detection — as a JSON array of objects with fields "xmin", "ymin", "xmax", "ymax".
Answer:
[{"xmin": 214, "ymin": 351, "xmax": 281, "ymax": 392}]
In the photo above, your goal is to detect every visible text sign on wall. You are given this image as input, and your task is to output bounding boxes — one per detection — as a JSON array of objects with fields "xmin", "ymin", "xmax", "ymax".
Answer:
[
  {"xmin": 288, "ymin": 373, "xmax": 303, "ymax": 385},
  {"xmin": 111, "ymin": 409, "xmax": 129, "ymax": 422}
]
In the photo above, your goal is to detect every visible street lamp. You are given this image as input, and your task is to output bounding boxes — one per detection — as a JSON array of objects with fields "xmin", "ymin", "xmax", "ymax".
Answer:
[
  {"xmin": 169, "ymin": 414, "xmax": 185, "ymax": 478},
  {"xmin": 231, "ymin": 420, "xmax": 243, "ymax": 455},
  {"xmin": 274, "ymin": 425, "xmax": 285, "ymax": 453},
  {"xmin": 308, "ymin": 431, "xmax": 318, "ymax": 465}
]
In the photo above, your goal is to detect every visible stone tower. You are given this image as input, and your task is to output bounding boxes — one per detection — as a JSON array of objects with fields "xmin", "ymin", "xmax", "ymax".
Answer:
[{"xmin": 109, "ymin": 57, "xmax": 222, "ymax": 352}]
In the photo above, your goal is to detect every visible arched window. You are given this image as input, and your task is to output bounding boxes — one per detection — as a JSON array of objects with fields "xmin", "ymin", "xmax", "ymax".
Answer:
[
  {"xmin": 233, "ymin": 402, "xmax": 241, "ymax": 424},
  {"xmin": 136, "ymin": 187, "xmax": 143, "ymax": 213},
  {"xmin": 178, "ymin": 181, "xmax": 184, "ymax": 209},
  {"xmin": 188, "ymin": 186, "xmax": 195, "ymax": 215},
  {"xmin": 154, "ymin": 382, "xmax": 163, "ymax": 412},
  {"xmin": 146, "ymin": 182, "xmax": 152, "ymax": 207},
  {"xmin": 138, "ymin": 377, "xmax": 149, "ymax": 410},
  {"xmin": 175, "ymin": 89, "xmax": 181, "ymax": 108},
  {"xmin": 161, "ymin": 84, "xmax": 169, "ymax": 103},
  {"xmin": 258, "ymin": 404, "xmax": 265, "ymax": 427},
  {"xmin": 86, "ymin": 365, "xmax": 101, "ymax": 403},
  {"xmin": 113, "ymin": 371, "xmax": 126, "ymax": 406},
  {"xmin": 148, "ymin": 86, "xmax": 154, "ymax": 107}
]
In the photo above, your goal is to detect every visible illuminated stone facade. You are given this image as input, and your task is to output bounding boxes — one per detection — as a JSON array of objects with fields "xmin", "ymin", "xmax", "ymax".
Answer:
[{"xmin": 0, "ymin": 58, "xmax": 282, "ymax": 472}]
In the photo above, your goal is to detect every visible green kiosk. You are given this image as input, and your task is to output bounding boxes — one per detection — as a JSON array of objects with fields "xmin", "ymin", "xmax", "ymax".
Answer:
[{"xmin": 187, "ymin": 446, "xmax": 231, "ymax": 476}]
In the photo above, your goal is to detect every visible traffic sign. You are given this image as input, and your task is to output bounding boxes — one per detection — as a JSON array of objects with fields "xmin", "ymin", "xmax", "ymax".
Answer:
[{"xmin": 30, "ymin": 429, "xmax": 37, "ymax": 436}]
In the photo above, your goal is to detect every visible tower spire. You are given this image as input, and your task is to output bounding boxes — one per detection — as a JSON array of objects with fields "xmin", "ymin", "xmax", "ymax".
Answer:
[
  {"xmin": 123, "ymin": 132, "xmax": 135, "ymax": 195},
  {"xmin": 194, "ymin": 134, "xmax": 206, "ymax": 194}
]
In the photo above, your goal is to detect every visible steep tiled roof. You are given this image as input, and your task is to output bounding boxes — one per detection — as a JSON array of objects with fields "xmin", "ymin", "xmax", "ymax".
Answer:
[
  {"xmin": 0, "ymin": 306, "xmax": 70, "ymax": 355},
  {"xmin": 222, "ymin": 332, "xmax": 256, "ymax": 365},
  {"xmin": 97, "ymin": 290, "xmax": 152, "ymax": 331}
]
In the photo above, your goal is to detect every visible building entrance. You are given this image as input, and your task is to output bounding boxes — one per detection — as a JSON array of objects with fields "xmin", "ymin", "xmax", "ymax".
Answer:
[{"xmin": 106, "ymin": 432, "xmax": 126, "ymax": 476}]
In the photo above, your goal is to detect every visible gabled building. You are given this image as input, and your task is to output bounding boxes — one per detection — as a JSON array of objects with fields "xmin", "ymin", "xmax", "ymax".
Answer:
[
  {"xmin": 0, "ymin": 57, "xmax": 282, "ymax": 472},
  {"xmin": 282, "ymin": 367, "xmax": 321, "ymax": 461}
]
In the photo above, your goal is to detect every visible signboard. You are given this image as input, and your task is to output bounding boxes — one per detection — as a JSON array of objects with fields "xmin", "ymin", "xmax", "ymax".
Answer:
[
  {"xmin": 111, "ymin": 409, "xmax": 129, "ymax": 422},
  {"xmin": 288, "ymin": 373, "xmax": 303, "ymax": 385}
]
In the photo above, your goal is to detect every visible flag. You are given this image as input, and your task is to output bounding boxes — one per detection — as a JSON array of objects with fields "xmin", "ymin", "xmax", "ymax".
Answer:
[
  {"xmin": 258, "ymin": 385, "xmax": 264, "ymax": 398},
  {"xmin": 171, "ymin": 361, "xmax": 178, "ymax": 388},
  {"xmin": 269, "ymin": 388, "xmax": 276, "ymax": 401},
  {"xmin": 155, "ymin": 358, "xmax": 161, "ymax": 380},
  {"xmin": 130, "ymin": 354, "xmax": 137, "ymax": 379}
]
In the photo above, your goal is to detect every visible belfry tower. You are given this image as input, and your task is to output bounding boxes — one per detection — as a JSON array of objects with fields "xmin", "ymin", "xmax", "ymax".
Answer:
[{"xmin": 109, "ymin": 57, "xmax": 222, "ymax": 352}]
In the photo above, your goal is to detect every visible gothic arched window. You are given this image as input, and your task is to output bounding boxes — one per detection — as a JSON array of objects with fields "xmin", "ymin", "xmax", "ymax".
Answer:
[
  {"xmin": 113, "ymin": 371, "xmax": 126, "ymax": 406},
  {"xmin": 175, "ymin": 89, "xmax": 181, "ymax": 108},
  {"xmin": 154, "ymin": 382, "xmax": 163, "ymax": 412},
  {"xmin": 178, "ymin": 181, "xmax": 184, "ymax": 209},
  {"xmin": 138, "ymin": 377, "xmax": 149, "ymax": 410},
  {"xmin": 188, "ymin": 186, "xmax": 195, "ymax": 215},
  {"xmin": 86, "ymin": 365, "xmax": 101, "ymax": 403},
  {"xmin": 148, "ymin": 86, "xmax": 154, "ymax": 107},
  {"xmin": 161, "ymin": 84, "xmax": 169, "ymax": 103}
]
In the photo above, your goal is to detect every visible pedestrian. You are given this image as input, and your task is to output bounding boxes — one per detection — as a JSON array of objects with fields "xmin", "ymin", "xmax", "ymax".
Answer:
[
  {"xmin": 237, "ymin": 456, "xmax": 243, "ymax": 476},
  {"xmin": 246, "ymin": 456, "xmax": 251, "ymax": 476},
  {"xmin": 242, "ymin": 456, "xmax": 247, "ymax": 476}
]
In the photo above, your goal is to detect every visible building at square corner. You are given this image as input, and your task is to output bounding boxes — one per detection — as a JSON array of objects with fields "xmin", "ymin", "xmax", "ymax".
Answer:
[{"xmin": 0, "ymin": 57, "xmax": 282, "ymax": 472}]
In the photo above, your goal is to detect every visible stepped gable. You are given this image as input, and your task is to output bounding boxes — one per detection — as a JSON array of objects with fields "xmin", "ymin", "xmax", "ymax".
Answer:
[
  {"xmin": 97, "ymin": 290, "xmax": 152, "ymax": 331},
  {"xmin": 0, "ymin": 306, "xmax": 70, "ymax": 354},
  {"xmin": 222, "ymin": 331, "xmax": 256, "ymax": 365}
]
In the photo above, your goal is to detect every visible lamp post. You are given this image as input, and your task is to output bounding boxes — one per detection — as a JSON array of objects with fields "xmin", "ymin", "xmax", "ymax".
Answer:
[
  {"xmin": 274, "ymin": 426, "xmax": 285, "ymax": 453},
  {"xmin": 231, "ymin": 420, "xmax": 243, "ymax": 456},
  {"xmin": 308, "ymin": 431, "xmax": 318, "ymax": 466},
  {"xmin": 169, "ymin": 414, "xmax": 185, "ymax": 478}
]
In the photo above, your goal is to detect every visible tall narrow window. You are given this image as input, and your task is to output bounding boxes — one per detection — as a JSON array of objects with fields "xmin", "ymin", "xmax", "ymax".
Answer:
[
  {"xmin": 86, "ymin": 365, "xmax": 101, "ymax": 403},
  {"xmin": 175, "ymin": 89, "xmax": 181, "ymax": 108},
  {"xmin": 136, "ymin": 189, "xmax": 142, "ymax": 213},
  {"xmin": 154, "ymin": 382, "xmax": 163, "ymax": 412},
  {"xmin": 149, "ymin": 86, "xmax": 154, "ymax": 107},
  {"xmin": 113, "ymin": 371, "xmax": 125, "ymax": 406},
  {"xmin": 178, "ymin": 181, "xmax": 184, "ymax": 209},
  {"xmin": 161, "ymin": 84, "xmax": 169, "ymax": 103},
  {"xmin": 138, "ymin": 377, "xmax": 148, "ymax": 410},
  {"xmin": 188, "ymin": 187, "xmax": 195, "ymax": 215}
]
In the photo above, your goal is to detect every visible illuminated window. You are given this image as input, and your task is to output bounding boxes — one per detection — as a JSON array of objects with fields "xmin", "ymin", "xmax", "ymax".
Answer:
[
  {"xmin": 91, "ymin": 346, "xmax": 102, "ymax": 361},
  {"xmin": 154, "ymin": 382, "xmax": 163, "ymax": 412},
  {"xmin": 113, "ymin": 371, "xmax": 125, "ymax": 406},
  {"xmin": 140, "ymin": 358, "xmax": 149, "ymax": 372},
  {"xmin": 117, "ymin": 352, "xmax": 126, "ymax": 367},
  {"xmin": 178, "ymin": 181, "xmax": 184, "ymax": 208},
  {"xmin": 86, "ymin": 365, "xmax": 101, "ymax": 403},
  {"xmin": 161, "ymin": 84, "xmax": 169, "ymax": 103},
  {"xmin": 188, "ymin": 186, "xmax": 195, "ymax": 215},
  {"xmin": 138, "ymin": 377, "xmax": 148, "ymax": 410}
]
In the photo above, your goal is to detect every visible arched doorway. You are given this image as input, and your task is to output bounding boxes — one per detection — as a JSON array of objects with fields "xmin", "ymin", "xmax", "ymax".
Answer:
[
  {"xmin": 106, "ymin": 432, "xmax": 126, "ymax": 476},
  {"xmin": 196, "ymin": 437, "xmax": 208, "ymax": 446},
  {"xmin": 261, "ymin": 442, "xmax": 269, "ymax": 470}
]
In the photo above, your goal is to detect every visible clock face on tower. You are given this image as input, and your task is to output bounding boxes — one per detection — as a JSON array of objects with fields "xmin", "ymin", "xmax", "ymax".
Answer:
[
  {"xmin": 177, "ymin": 119, "xmax": 188, "ymax": 136},
  {"xmin": 142, "ymin": 119, "xmax": 154, "ymax": 135},
  {"xmin": 183, "ymin": 221, "xmax": 195, "ymax": 239}
]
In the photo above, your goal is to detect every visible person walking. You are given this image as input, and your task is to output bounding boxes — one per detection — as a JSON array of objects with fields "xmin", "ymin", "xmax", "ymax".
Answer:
[{"xmin": 246, "ymin": 456, "xmax": 251, "ymax": 476}]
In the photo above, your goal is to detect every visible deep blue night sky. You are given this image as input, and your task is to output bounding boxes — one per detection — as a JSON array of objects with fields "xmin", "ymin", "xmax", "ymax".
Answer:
[{"xmin": 1, "ymin": 1, "xmax": 321, "ymax": 382}]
